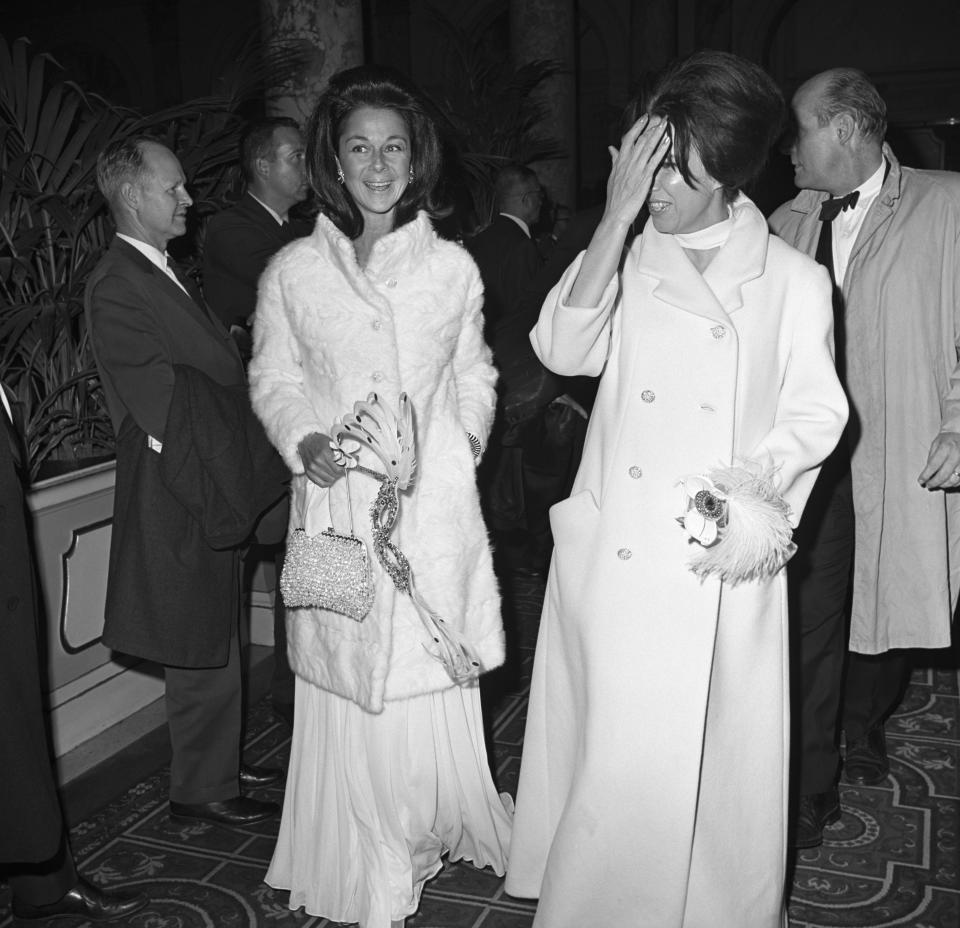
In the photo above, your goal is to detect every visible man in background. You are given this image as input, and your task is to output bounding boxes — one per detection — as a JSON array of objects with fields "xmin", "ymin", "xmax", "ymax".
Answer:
[
  {"xmin": 466, "ymin": 163, "xmax": 545, "ymax": 342},
  {"xmin": 85, "ymin": 137, "xmax": 281, "ymax": 829},
  {"xmin": 203, "ymin": 117, "xmax": 310, "ymax": 350},
  {"xmin": 771, "ymin": 67, "xmax": 960, "ymax": 848},
  {"xmin": 203, "ymin": 117, "xmax": 310, "ymax": 727}
]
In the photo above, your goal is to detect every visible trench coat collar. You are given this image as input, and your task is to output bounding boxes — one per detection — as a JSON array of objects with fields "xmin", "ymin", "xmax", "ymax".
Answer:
[
  {"xmin": 634, "ymin": 193, "xmax": 768, "ymax": 321},
  {"xmin": 783, "ymin": 143, "xmax": 902, "ymax": 218},
  {"xmin": 780, "ymin": 145, "xmax": 903, "ymax": 286}
]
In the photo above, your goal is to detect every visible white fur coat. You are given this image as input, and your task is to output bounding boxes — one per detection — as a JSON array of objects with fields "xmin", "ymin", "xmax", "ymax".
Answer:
[{"xmin": 249, "ymin": 211, "xmax": 503, "ymax": 712}]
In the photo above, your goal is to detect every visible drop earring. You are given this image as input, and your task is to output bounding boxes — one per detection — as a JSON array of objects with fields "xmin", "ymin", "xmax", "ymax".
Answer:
[
  {"xmin": 337, "ymin": 166, "xmax": 345, "ymax": 184},
  {"xmin": 408, "ymin": 168, "xmax": 414, "ymax": 181}
]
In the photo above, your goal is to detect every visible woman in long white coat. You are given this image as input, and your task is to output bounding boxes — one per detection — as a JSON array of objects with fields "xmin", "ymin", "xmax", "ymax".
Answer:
[
  {"xmin": 250, "ymin": 66, "xmax": 511, "ymax": 928},
  {"xmin": 504, "ymin": 52, "xmax": 848, "ymax": 927}
]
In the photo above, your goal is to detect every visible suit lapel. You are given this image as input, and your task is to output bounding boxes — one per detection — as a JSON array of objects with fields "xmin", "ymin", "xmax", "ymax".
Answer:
[
  {"xmin": 110, "ymin": 239, "xmax": 239, "ymax": 361},
  {"xmin": 242, "ymin": 193, "xmax": 290, "ymax": 248}
]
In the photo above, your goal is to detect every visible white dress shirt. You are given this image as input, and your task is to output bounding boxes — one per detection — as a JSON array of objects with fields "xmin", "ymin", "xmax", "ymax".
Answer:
[
  {"xmin": 117, "ymin": 234, "xmax": 189, "ymax": 295},
  {"xmin": 832, "ymin": 157, "xmax": 886, "ymax": 287}
]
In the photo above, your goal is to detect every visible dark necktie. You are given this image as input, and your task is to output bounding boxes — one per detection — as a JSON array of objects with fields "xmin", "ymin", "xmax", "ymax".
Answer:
[{"xmin": 814, "ymin": 192, "xmax": 859, "ymax": 386}]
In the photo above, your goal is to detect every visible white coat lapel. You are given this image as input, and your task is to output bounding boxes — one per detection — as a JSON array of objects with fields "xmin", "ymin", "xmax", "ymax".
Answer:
[
  {"xmin": 634, "ymin": 225, "xmax": 728, "ymax": 324},
  {"xmin": 634, "ymin": 195, "xmax": 767, "ymax": 321},
  {"xmin": 702, "ymin": 197, "xmax": 768, "ymax": 315}
]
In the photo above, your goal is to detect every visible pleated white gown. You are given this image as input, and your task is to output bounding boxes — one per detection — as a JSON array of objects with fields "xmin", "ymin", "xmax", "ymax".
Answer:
[{"xmin": 266, "ymin": 676, "xmax": 512, "ymax": 927}]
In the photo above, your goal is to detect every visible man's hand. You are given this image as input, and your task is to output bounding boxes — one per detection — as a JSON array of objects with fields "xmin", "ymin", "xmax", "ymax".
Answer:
[
  {"xmin": 919, "ymin": 430, "xmax": 960, "ymax": 489},
  {"xmin": 297, "ymin": 432, "xmax": 343, "ymax": 488}
]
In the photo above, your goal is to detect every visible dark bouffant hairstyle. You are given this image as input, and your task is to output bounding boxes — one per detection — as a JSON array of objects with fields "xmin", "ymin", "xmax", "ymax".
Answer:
[
  {"xmin": 239, "ymin": 116, "xmax": 301, "ymax": 185},
  {"xmin": 305, "ymin": 65, "xmax": 444, "ymax": 239},
  {"xmin": 640, "ymin": 50, "xmax": 785, "ymax": 202}
]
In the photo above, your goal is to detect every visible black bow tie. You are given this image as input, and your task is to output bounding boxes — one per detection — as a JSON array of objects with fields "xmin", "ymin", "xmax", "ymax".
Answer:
[{"xmin": 819, "ymin": 191, "xmax": 860, "ymax": 222}]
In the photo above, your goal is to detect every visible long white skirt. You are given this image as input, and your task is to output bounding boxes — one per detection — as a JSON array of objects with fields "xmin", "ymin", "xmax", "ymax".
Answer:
[{"xmin": 266, "ymin": 675, "xmax": 513, "ymax": 927}]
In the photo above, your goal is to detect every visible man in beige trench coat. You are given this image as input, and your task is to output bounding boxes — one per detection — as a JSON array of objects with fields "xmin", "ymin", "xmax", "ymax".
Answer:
[{"xmin": 770, "ymin": 67, "xmax": 960, "ymax": 847}]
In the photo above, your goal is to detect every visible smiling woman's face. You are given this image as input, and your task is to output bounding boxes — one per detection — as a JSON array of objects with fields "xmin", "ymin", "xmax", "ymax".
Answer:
[
  {"xmin": 336, "ymin": 106, "xmax": 411, "ymax": 228},
  {"xmin": 646, "ymin": 129, "xmax": 726, "ymax": 235}
]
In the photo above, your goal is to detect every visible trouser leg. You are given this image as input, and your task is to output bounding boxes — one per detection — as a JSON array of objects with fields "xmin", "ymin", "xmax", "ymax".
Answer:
[
  {"xmin": 842, "ymin": 650, "xmax": 912, "ymax": 741},
  {"xmin": 788, "ymin": 462, "xmax": 854, "ymax": 795},
  {"xmin": 165, "ymin": 622, "xmax": 242, "ymax": 804},
  {"xmin": 5, "ymin": 833, "xmax": 77, "ymax": 906}
]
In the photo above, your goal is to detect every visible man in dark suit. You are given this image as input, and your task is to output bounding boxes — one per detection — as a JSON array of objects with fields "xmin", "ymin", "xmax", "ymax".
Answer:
[
  {"xmin": 1, "ymin": 385, "xmax": 147, "ymax": 921},
  {"xmin": 203, "ymin": 117, "xmax": 310, "ymax": 338},
  {"xmin": 84, "ymin": 136, "xmax": 280, "ymax": 828},
  {"xmin": 466, "ymin": 163, "xmax": 545, "ymax": 341},
  {"xmin": 203, "ymin": 118, "xmax": 309, "ymax": 728},
  {"xmin": 467, "ymin": 165, "xmax": 551, "ymax": 567}
]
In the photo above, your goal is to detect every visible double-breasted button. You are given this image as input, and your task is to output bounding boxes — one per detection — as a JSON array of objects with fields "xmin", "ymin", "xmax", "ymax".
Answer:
[
  {"xmin": 711, "ymin": 324, "xmax": 727, "ymax": 339},
  {"xmin": 371, "ymin": 319, "xmax": 382, "ymax": 330},
  {"xmin": 641, "ymin": 390, "xmax": 655, "ymax": 403},
  {"xmin": 386, "ymin": 278, "xmax": 398, "ymax": 288},
  {"xmin": 372, "ymin": 371, "xmax": 385, "ymax": 383},
  {"xmin": 617, "ymin": 548, "xmax": 632, "ymax": 560},
  {"xmin": 628, "ymin": 466, "xmax": 643, "ymax": 479},
  {"xmin": 6, "ymin": 596, "xmax": 19, "ymax": 611}
]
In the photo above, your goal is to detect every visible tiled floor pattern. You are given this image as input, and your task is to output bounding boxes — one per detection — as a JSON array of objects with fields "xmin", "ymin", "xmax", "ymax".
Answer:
[{"xmin": 1, "ymin": 573, "xmax": 956, "ymax": 927}]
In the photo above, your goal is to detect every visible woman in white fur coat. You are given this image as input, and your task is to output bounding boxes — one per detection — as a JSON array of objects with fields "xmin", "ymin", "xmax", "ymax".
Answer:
[
  {"xmin": 504, "ymin": 53, "xmax": 848, "ymax": 927},
  {"xmin": 249, "ymin": 67, "xmax": 511, "ymax": 928}
]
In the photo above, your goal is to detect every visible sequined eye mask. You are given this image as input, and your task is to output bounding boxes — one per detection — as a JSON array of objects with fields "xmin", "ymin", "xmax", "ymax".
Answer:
[{"xmin": 330, "ymin": 393, "xmax": 481, "ymax": 685}]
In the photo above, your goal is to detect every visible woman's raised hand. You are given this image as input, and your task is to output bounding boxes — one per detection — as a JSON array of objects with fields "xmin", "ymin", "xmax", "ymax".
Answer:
[
  {"xmin": 297, "ymin": 432, "xmax": 344, "ymax": 488},
  {"xmin": 604, "ymin": 115, "xmax": 670, "ymax": 228}
]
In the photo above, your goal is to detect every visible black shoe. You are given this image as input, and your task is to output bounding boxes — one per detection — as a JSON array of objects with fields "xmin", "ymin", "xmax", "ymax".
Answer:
[
  {"xmin": 240, "ymin": 762, "xmax": 283, "ymax": 788},
  {"xmin": 794, "ymin": 788, "xmax": 841, "ymax": 848},
  {"xmin": 844, "ymin": 725, "xmax": 889, "ymax": 785},
  {"xmin": 169, "ymin": 796, "xmax": 279, "ymax": 827},
  {"xmin": 272, "ymin": 700, "xmax": 294, "ymax": 729},
  {"xmin": 12, "ymin": 876, "xmax": 147, "ymax": 921}
]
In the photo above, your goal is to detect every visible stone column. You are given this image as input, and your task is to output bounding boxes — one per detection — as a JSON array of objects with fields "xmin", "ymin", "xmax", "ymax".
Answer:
[
  {"xmin": 509, "ymin": 0, "xmax": 577, "ymax": 212},
  {"xmin": 259, "ymin": 0, "xmax": 364, "ymax": 123}
]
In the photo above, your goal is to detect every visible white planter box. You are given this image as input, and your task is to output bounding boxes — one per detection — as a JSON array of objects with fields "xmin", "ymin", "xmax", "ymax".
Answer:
[{"xmin": 27, "ymin": 461, "xmax": 164, "ymax": 759}]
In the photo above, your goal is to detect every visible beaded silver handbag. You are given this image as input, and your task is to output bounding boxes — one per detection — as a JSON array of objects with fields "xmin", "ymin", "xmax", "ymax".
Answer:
[{"xmin": 279, "ymin": 470, "xmax": 374, "ymax": 622}]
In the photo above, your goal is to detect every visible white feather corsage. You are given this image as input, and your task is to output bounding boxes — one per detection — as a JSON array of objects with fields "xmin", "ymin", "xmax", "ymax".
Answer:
[{"xmin": 676, "ymin": 461, "xmax": 796, "ymax": 585}]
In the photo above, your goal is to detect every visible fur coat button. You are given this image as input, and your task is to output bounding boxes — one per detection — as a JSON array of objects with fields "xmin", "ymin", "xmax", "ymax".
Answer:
[
  {"xmin": 641, "ymin": 390, "xmax": 655, "ymax": 403},
  {"xmin": 617, "ymin": 548, "xmax": 632, "ymax": 560}
]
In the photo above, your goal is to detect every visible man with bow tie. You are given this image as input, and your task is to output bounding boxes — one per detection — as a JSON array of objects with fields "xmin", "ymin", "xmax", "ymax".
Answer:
[
  {"xmin": 770, "ymin": 68, "xmax": 960, "ymax": 847},
  {"xmin": 84, "ymin": 137, "xmax": 282, "ymax": 829}
]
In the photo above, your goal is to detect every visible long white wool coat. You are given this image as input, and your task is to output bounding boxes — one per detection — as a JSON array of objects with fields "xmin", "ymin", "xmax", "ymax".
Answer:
[
  {"xmin": 249, "ymin": 211, "xmax": 504, "ymax": 713},
  {"xmin": 505, "ymin": 196, "xmax": 849, "ymax": 927}
]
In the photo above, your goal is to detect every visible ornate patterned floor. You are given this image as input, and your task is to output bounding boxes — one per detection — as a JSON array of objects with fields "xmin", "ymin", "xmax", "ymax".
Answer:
[{"xmin": 1, "ymin": 574, "xmax": 956, "ymax": 927}]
